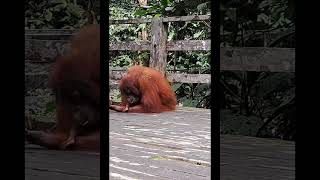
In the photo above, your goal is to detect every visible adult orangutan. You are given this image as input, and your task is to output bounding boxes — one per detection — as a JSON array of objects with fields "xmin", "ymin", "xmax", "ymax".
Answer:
[
  {"xmin": 25, "ymin": 25, "xmax": 100, "ymax": 151},
  {"xmin": 109, "ymin": 66, "xmax": 177, "ymax": 113}
]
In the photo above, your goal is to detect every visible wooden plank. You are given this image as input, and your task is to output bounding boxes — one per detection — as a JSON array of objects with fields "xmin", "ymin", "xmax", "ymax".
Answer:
[
  {"xmin": 167, "ymin": 73, "xmax": 211, "ymax": 84},
  {"xmin": 221, "ymin": 47, "xmax": 295, "ymax": 72},
  {"xmin": 109, "ymin": 18, "xmax": 152, "ymax": 25},
  {"xmin": 25, "ymin": 29, "xmax": 75, "ymax": 40},
  {"xmin": 25, "ymin": 29, "xmax": 75, "ymax": 34},
  {"xmin": 167, "ymin": 40, "xmax": 211, "ymax": 51},
  {"xmin": 109, "ymin": 40, "xmax": 210, "ymax": 51},
  {"xmin": 220, "ymin": 134, "xmax": 295, "ymax": 179},
  {"xmin": 150, "ymin": 18, "xmax": 168, "ymax": 73},
  {"xmin": 163, "ymin": 15, "xmax": 211, "ymax": 22},
  {"xmin": 109, "ymin": 15, "xmax": 210, "ymax": 25},
  {"xmin": 25, "ymin": 145, "xmax": 100, "ymax": 180},
  {"xmin": 25, "ymin": 34, "xmax": 73, "ymax": 40},
  {"xmin": 109, "ymin": 69, "xmax": 126, "ymax": 80},
  {"xmin": 109, "ymin": 41, "xmax": 150, "ymax": 51}
]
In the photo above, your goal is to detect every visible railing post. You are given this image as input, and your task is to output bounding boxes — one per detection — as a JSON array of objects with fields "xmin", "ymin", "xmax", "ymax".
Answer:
[{"xmin": 150, "ymin": 17, "xmax": 167, "ymax": 74}]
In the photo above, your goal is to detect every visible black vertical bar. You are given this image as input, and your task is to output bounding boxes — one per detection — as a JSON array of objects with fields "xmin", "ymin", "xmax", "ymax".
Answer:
[
  {"xmin": 212, "ymin": 0, "xmax": 221, "ymax": 179},
  {"xmin": 100, "ymin": 0, "xmax": 109, "ymax": 179}
]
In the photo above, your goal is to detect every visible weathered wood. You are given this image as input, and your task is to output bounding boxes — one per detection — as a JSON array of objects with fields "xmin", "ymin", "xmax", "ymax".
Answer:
[
  {"xmin": 220, "ymin": 134, "xmax": 295, "ymax": 180},
  {"xmin": 25, "ymin": 39, "xmax": 70, "ymax": 62},
  {"xmin": 163, "ymin": 15, "xmax": 211, "ymax": 22},
  {"xmin": 25, "ymin": 29, "xmax": 74, "ymax": 40},
  {"xmin": 109, "ymin": 69, "xmax": 126, "ymax": 80},
  {"xmin": 221, "ymin": 47, "xmax": 295, "ymax": 72},
  {"xmin": 25, "ymin": 145, "xmax": 100, "ymax": 180},
  {"xmin": 109, "ymin": 40, "xmax": 210, "ymax": 51},
  {"xmin": 110, "ymin": 107, "xmax": 211, "ymax": 179},
  {"xmin": 167, "ymin": 40, "xmax": 211, "ymax": 51},
  {"xmin": 109, "ymin": 15, "xmax": 210, "ymax": 25},
  {"xmin": 167, "ymin": 73, "xmax": 211, "ymax": 84},
  {"xmin": 109, "ymin": 79, "xmax": 119, "ymax": 89},
  {"xmin": 150, "ymin": 18, "xmax": 167, "ymax": 73},
  {"xmin": 25, "ymin": 34, "xmax": 73, "ymax": 40},
  {"xmin": 109, "ymin": 18, "xmax": 152, "ymax": 25},
  {"xmin": 108, "ymin": 107, "xmax": 294, "ymax": 179},
  {"xmin": 25, "ymin": 29, "xmax": 75, "ymax": 34},
  {"xmin": 109, "ymin": 41, "xmax": 150, "ymax": 51}
]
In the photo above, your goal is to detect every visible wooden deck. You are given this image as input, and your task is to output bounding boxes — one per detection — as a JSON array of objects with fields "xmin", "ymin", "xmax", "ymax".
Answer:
[
  {"xmin": 25, "ymin": 145, "xmax": 100, "ymax": 180},
  {"xmin": 25, "ymin": 107, "xmax": 295, "ymax": 180},
  {"xmin": 109, "ymin": 107, "xmax": 211, "ymax": 180},
  {"xmin": 220, "ymin": 135, "xmax": 295, "ymax": 180}
]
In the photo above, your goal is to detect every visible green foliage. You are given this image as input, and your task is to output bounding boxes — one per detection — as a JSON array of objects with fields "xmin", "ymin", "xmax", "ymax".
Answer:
[
  {"xmin": 25, "ymin": 0, "xmax": 91, "ymax": 29},
  {"xmin": 45, "ymin": 101, "xmax": 56, "ymax": 113},
  {"xmin": 134, "ymin": 0, "xmax": 211, "ymax": 17},
  {"xmin": 110, "ymin": 54, "xmax": 132, "ymax": 67},
  {"xmin": 221, "ymin": 0, "xmax": 295, "ymax": 46},
  {"xmin": 174, "ymin": 83, "xmax": 211, "ymax": 108}
]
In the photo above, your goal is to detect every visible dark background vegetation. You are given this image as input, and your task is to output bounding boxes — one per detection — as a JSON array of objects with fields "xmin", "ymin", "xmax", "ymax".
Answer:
[{"xmin": 220, "ymin": 0, "xmax": 295, "ymax": 140}]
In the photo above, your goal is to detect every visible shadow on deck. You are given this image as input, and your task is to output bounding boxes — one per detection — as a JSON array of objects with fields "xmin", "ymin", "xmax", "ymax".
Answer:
[{"xmin": 25, "ymin": 107, "xmax": 295, "ymax": 180}]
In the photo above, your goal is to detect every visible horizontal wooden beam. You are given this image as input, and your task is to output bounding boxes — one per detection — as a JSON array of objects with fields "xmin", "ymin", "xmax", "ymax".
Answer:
[
  {"xmin": 109, "ymin": 40, "xmax": 211, "ymax": 51},
  {"xmin": 25, "ymin": 29, "xmax": 75, "ymax": 34},
  {"xmin": 167, "ymin": 73, "xmax": 210, "ymax": 83},
  {"xmin": 109, "ymin": 15, "xmax": 211, "ymax": 25},
  {"xmin": 167, "ymin": 40, "xmax": 210, "ymax": 51},
  {"xmin": 109, "ymin": 41, "xmax": 150, "ymax": 51},
  {"xmin": 25, "ymin": 29, "xmax": 74, "ymax": 40},
  {"xmin": 25, "ymin": 39, "xmax": 295, "ymax": 73},
  {"xmin": 220, "ymin": 47, "xmax": 295, "ymax": 72},
  {"xmin": 163, "ymin": 15, "xmax": 211, "ymax": 22},
  {"xmin": 109, "ymin": 18, "xmax": 151, "ymax": 25},
  {"xmin": 25, "ymin": 34, "xmax": 73, "ymax": 40}
]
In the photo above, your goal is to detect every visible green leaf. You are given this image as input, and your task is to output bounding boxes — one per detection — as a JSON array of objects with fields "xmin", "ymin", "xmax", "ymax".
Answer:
[
  {"xmin": 182, "ymin": 99, "xmax": 198, "ymax": 107},
  {"xmin": 138, "ymin": 23, "xmax": 146, "ymax": 30},
  {"xmin": 134, "ymin": 9, "xmax": 147, "ymax": 16},
  {"xmin": 193, "ymin": 30, "xmax": 203, "ymax": 39},
  {"xmin": 53, "ymin": 4, "xmax": 66, "ymax": 11},
  {"xmin": 154, "ymin": 14, "xmax": 162, "ymax": 18},
  {"xmin": 161, "ymin": 0, "xmax": 168, "ymax": 7},
  {"xmin": 67, "ymin": 3, "xmax": 82, "ymax": 17},
  {"xmin": 45, "ymin": 101, "xmax": 56, "ymax": 113},
  {"xmin": 172, "ymin": 83, "xmax": 183, "ymax": 91},
  {"xmin": 197, "ymin": 2, "xmax": 208, "ymax": 11},
  {"xmin": 44, "ymin": 11, "xmax": 53, "ymax": 21}
]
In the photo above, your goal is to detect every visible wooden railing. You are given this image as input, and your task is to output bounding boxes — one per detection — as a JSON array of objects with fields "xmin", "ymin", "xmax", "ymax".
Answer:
[
  {"xmin": 25, "ymin": 15, "xmax": 295, "ymax": 92},
  {"xmin": 109, "ymin": 15, "xmax": 294, "ymax": 84},
  {"xmin": 109, "ymin": 15, "xmax": 211, "ymax": 83}
]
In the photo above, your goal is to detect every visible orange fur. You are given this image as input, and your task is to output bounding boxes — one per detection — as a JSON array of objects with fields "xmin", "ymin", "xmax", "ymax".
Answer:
[
  {"xmin": 25, "ymin": 25, "xmax": 100, "ymax": 151},
  {"xmin": 110, "ymin": 66, "xmax": 177, "ymax": 113}
]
